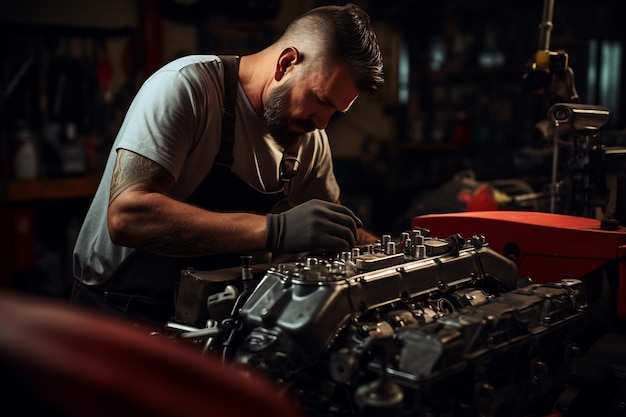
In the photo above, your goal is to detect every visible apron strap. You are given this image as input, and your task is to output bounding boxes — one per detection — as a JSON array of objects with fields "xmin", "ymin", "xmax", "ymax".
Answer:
[{"xmin": 212, "ymin": 55, "xmax": 240, "ymax": 172}]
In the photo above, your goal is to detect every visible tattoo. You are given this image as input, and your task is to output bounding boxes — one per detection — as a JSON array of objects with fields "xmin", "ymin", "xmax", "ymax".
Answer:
[
  {"xmin": 109, "ymin": 150, "xmax": 218, "ymax": 257},
  {"xmin": 109, "ymin": 150, "xmax": 174, "ymax": 205}
]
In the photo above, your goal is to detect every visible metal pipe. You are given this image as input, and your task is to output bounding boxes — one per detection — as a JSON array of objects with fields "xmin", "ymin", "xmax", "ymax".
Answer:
[
  {"xmin": 550, "ymin": 128, "xmax": 559, "ymax": 213},
  {"xmin": 538, "ymin": 0, "xmax": 555, "ymax": 50},
  {"xmin": 179, "ymin": 327, "xmax": 223, "ymax": 339}
]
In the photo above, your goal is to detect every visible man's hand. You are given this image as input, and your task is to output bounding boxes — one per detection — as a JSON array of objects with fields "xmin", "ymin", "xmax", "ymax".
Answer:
[{"xmin": 266, "ymin": 199, "xmax": 363, "ymax": 253}]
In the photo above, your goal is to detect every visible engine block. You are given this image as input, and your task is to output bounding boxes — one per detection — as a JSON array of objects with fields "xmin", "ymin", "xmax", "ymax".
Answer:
[{"xmin": 223, "ymin": 232, "xmax": 588, "ymax": 416}]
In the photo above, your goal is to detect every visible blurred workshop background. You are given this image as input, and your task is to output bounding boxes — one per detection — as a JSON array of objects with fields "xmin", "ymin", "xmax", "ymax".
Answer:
[{"xmin": 1, "ymin": 0, "xmax": 624, "ymax": 299}]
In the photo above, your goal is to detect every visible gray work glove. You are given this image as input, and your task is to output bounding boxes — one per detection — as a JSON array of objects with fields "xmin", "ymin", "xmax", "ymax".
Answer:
[{"xmin": 266, "ymin": 199, "xmax": 363, "ymax": 253}]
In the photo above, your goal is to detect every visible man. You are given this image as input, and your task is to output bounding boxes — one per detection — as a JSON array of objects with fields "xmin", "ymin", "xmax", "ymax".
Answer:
[{"xmin": 71, "ymin": 3, "xmax": 385, "ymax": 329}]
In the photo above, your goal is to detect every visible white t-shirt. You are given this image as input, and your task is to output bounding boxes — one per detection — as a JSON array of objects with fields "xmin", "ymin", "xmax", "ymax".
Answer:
[{"xmin": 73, "ymin": 55, "xmax": 340, "ymax": 285}]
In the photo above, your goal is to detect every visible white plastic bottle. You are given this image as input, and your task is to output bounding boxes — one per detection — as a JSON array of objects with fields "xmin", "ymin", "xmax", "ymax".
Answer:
[{"xmin": 13, "ymin": 123, "xmax": 38, "ymax": 180}]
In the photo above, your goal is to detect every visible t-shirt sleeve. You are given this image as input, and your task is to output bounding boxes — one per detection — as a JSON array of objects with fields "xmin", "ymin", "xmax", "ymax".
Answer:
[{"xmin": 114, "ymin": 69, "xmax": 201, "ymax": 180}]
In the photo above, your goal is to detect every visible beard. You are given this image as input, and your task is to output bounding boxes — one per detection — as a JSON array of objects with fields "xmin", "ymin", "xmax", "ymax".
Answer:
[{"xmin": 263, "ymin": 80, "xmax": 316, "ymax": 149}]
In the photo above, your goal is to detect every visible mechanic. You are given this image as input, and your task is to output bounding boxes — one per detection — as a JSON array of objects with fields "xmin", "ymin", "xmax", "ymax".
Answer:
[{"xmin": 70, "ymin": 3, "xmax": 385, "ymax": 329}]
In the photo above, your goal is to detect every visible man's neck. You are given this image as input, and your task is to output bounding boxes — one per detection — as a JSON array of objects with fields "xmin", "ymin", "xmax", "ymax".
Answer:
[{"xmin": 238, "ymin": 52, "xmax": 273, "ymax": 118}]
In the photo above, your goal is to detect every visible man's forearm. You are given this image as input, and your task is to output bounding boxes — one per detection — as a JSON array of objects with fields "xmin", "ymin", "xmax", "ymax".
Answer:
[{"xmin": 109, "ymin": 192, "xmax": 267, "ymax": 257}]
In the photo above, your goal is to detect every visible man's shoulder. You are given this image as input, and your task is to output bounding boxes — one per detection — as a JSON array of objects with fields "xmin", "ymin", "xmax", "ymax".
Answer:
[
  {"xmin": 159, "ymin": 54, "xmax": 221, "ymax": 73},
  {"xmin": 147, "ymin": 55, "xmax": 225, "ymax": 97}
]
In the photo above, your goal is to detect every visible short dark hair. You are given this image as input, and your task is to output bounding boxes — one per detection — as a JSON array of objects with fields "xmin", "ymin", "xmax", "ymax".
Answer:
[{"xmin": 284, "ymin": 3, "xmax": 385, "ymax": 95}]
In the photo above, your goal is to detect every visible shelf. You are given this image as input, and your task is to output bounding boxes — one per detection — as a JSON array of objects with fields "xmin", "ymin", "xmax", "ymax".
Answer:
[
  {"xmin": 0, "ymin": 176, "xmax": 100, "ymax": 203},
  {"xmin": 0, "ymin": 21, "xmax": 136, "ymax": 38}
]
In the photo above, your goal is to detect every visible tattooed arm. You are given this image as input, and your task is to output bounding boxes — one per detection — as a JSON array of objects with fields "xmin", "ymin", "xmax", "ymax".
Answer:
[{"xmin": 106, "ymin": 149, "xmax": 267, "ymax": 257}]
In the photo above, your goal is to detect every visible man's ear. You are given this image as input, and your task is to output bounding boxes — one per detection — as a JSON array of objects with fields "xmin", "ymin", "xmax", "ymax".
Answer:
[{"xmin": 275, "ymin": 47, "xmax": 301, "ymax": 81}]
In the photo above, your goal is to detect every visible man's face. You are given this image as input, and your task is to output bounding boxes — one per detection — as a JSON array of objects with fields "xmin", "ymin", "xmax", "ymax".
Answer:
[
  {"xmin": 263, "ymin": 62, "xmax": 359, "ymax": 148},
  {"xmin": 263, "ymin": 78, "xmax": 306, "ymax": 148}
]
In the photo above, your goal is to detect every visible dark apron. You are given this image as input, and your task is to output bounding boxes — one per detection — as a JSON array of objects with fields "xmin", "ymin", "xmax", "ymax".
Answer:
[{"xmin": 71, "ymin": 56, "xmax": 287, "ymax": 329}]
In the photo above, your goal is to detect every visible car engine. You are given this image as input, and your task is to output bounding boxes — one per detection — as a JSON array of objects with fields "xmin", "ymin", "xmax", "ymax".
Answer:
[{"xmin": 168, "ymin": 230, "xmax": 602, "ymax": 417}]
